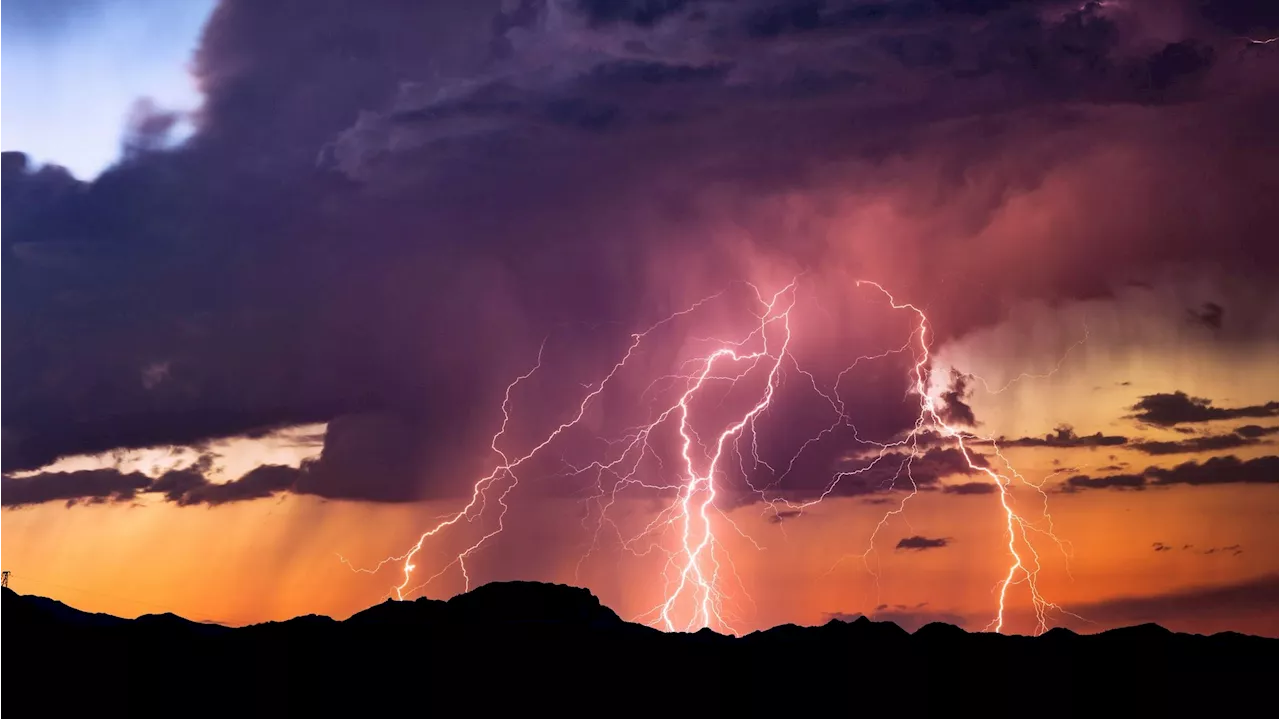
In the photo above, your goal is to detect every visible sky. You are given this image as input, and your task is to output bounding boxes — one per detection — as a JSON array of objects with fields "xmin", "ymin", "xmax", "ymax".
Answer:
[
  {"xmin": 1, "ymin": 0, "xmax": 1277, "ymax": 637},
  {"xmin": 1, "ymin": 0, "xmax": 216, "ymax": 179}
]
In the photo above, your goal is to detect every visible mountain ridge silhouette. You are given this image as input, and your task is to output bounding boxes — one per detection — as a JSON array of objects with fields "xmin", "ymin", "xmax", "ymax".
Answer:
[{"xmin": 3, "ymin": 581, "xmax": 1273, "ymax": 715}]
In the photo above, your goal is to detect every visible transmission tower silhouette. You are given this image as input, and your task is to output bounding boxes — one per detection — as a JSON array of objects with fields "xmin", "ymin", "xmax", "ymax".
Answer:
[{"xmin": 2, "ymin": 571, "xmax": 9, "ymax": 589}]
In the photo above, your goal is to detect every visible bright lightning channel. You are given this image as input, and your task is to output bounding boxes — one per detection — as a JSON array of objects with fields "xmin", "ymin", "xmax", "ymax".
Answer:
[{"xmin": 342, "ymin": 277, "xmax": 1083, "ymax": 636}]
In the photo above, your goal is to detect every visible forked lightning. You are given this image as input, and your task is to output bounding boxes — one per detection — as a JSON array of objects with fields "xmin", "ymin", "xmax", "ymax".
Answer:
[{"xmin": 343, "ymin": 277, "xmax": 1083, "ymax": 635}]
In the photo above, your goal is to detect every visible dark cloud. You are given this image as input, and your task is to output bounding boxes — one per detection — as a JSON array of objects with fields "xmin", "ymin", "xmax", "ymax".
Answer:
[
  {"xmin": 0, "ymin": 405, "xmax": 352, "ymax": 477},
  {"xmin": 690, "ymin": 425, "xmax": 997, "ymax": 510},
  {"xmin": 233, "ymin": 411, "xmax": 504, "ymax": 504},
  {"xmin": 1, "ymin": 415, "xmax": 503, "ymax": 508},
  {"xmin": 574, "ymin": 0, "xmax": 700, "ymax": 27},
  {"xmin": 1062, "ymin": 454, "xmax": 1279, "ymax": 492},
  {"xmin": 743, "ymin": 0, "xmax": 1024, "ymax": 40},
  {"xmin": 4, "ymin": 0, "xmax": 1276, "ymax": 508},
  {"xmin": 148, "ymin": 466, "xmax": 210, "ymax": 504},
  {"xmin": 942, "ymin": 481, "xmax": 996, "ymax": 495},
  {"xmin": 0, "ymin": 468, "xmax": 152, "ymax": 508},
  {"xmin": 1147, "ymin": 455, "xmax": 1278, "ymax": 487},
  {"xmin": 1187, "ymin": 301, "xmax": 1224, "ymax": 329},
  {"xmin": 1195, "ymin": 0, "xmax": 1279, "ymax": 37},
  {"xmin": 1233, "ymin": 424, "xmax": 1278, "ymax": 439},
  {"xmin": 1005, "ymin": 425, "xmax": 1127, "ymax": 449},
  {"xmin": 175, "ymin": 464, "xmax": 299, "ymax": 507},
  {"xmin": 1063, "ymin": 472, "xmax": 1147, "ymax": 492},
  {"xmin": 1130, "ymin": 426, "xmax": 1272, "ymax": 455},
  {"xmin": 287, "ymin": 413, "xmax": 448, "ymax": 503},
  {"xmin": 783, "ymin": 446, "xmax": 988, "ymax": 500},
  {"xmin": 2, "ymin": 455, "xmax": 299, "ymax": 509},
  {"xmin": 1145, "ymin": 39, "xmax": 1215, "ymax": 92},
  {"xmin": 895, "ymin": 535, "xmax": 949, "ymax": 551},
  {"xmin": 1129, "ymin": 392, "xmax": 1279, "ymax": 427},
  {"xmin": 2, "ymin": 0, "xmax": 514, "ymax": 481},
  {"xmin": 937, "ymin": 370, "xmax": 977, "ymax": 428},
  {"xmin": 1152, "ymin": 542, "xmax": 1172, "ymax": 552}
]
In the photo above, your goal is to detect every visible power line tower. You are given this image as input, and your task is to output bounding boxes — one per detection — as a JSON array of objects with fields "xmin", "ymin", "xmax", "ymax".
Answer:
[{"xmin": 2, "ymin": 571, "xmax": 9, "ymax": 588}]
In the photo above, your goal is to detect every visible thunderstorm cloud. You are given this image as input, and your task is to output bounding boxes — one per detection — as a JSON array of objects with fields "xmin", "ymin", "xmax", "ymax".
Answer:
[{"xmin": 3, "ymin": 0, "xmax": 1277, "ymax": 510}]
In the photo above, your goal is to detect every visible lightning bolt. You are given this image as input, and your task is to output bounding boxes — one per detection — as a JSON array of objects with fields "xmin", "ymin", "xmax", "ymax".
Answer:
[
  {"xmin": 343, "ymin": 276, "xmax": 1083, "ymax": 636},
  {"xmin": 831, "ymin": 281, "xmax": 1084, "ymax": 635}
]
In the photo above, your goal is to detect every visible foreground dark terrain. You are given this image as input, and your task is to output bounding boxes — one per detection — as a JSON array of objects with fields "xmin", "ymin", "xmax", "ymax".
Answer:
[{"xmin": 3, "ymin": 582, "xmax": 1274, "ymax": 715}]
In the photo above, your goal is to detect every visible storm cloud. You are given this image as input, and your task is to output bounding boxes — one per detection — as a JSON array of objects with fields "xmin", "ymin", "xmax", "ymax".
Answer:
[
  {"xmin": 1005, "ymin": 426, "xmax": 1128, "ymax": 449},
  {"xmin": 1130, "ymin": 425, "xmax": 1277, "ymax": 455},
  {"xmin": 1129, "ymin": 392, "xmax": 1279, "ymax": 427},
  {"xmin": 3, "ymin": 0, "xmax": 1276, "ymax": 508},
  {"xmin": 2, "ymin": 462, "xmax": 301, "ymax": 508},
  {"xmin": 0, "ymin": 468, "xmax": 152, "ymax": 508},
  {"xmin": 1061, "ymin": 454, "xmax": 1279, "ymax": 492}
]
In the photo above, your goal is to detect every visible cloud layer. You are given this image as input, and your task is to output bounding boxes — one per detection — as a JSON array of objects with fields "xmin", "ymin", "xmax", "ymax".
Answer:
[
  {"xmin": 3, "ymin": 0, "xmax": 1276, "ymax": 507},
  {"xmin": 1062, "ymin": 454, "xmax": 1279, "ymax": 492}
]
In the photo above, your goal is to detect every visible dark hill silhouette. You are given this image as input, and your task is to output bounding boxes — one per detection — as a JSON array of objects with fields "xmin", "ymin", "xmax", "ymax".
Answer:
[
  {"xmin": 4, "ymin": 590, "xmax": 130, "ymax": 629},
  {"xmin": 2, "ymin": 583, "xmax": 1273, "ymax": 715}
]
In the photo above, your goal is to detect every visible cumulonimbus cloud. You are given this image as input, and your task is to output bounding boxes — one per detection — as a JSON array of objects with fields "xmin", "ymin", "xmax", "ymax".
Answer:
[{"xmin": 3, "ymin": 0, "xmax": 1275, "ymax": 507}]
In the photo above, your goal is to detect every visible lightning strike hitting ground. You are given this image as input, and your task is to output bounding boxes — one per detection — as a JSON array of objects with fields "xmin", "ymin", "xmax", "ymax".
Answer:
[
  {"xmin": 343, "ymin": 277, "xmax": 1082, "ymax": 636},
  {"xmin": 848, "ymin": 282, "xmax": 1083, "ymax": 634}
]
